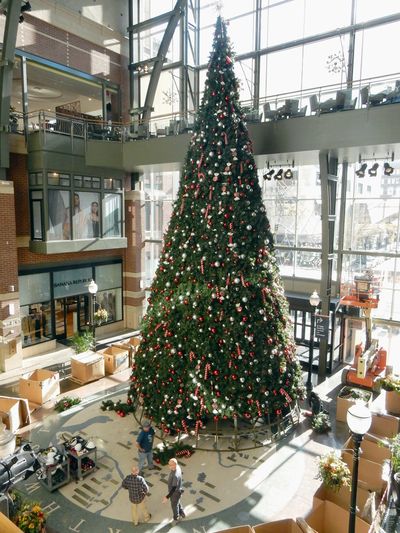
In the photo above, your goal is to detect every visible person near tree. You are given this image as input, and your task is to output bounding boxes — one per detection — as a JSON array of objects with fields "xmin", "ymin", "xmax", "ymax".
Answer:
[
  {"xmin": 162, "ymin": 458, "xmax": 185, "ymax": 523},
  {"xmin": 136, "ymin": 420, "xmax": 155, "ymax": 474},
  {"xmin": 121, "ymin": 465, "xmax": 151, "ymax": 526},
  {"xmin": 129, "ymin": 16, "xmax": 304, "ymax": 436}
]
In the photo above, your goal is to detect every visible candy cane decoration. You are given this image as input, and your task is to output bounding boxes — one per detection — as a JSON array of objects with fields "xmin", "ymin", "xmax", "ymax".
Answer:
[
  {"xmin": 261, "ymin": 287, "xmax": 267, "ymax": 303},
  {"xmin": 204, "ymin": 363, "xmax": 211, "ymax": 380},
  {"xmin": 189, "ymin": 351, "xmax": 195, "ymax": 362},
  {"xmin": 204, "ymin": 204, "xmax": 211, "ymax": 219},
  {"xmin": 209, "ymin": 187, "xmax": 213, "ymax": 200},
  {"xmin": 280, "ymin": 388, "xmax": 292, "ymax": 403},
  {"xmin": 222, "ymin": 132, "xmax": 228, "ymax": 144},
  {"xmin": 240, "ymin": 162, "xmax": 243, "ymax": 173},
  {"xmin": 197, "ymin": 171, "xmax": 205, "ymax": 181},
  {"xmin": 200, "ymin": 258, "xmax": 204, "ymax": 274},
  {"xmin": 226, "ymin": 274, "xmax": 230, "ymax": 287},
  {"xmin": 180, "ymin": 198, "xmax": 185, "ymax": 214},
  {"xmin": 256, "ymin": 400, "xmax": 262, "ymax": 417},
  {"xmin": 241, "ymin": 273, "xmax": 246, "ymax": 287},
  {"xmin": 236, "ymin": 343, "xmax": 241, "ymax": 356},
  {"xmin": 197, "ymin": 154, "xmax": 204, "ymax": 168},
  {"xmin": 182, "ymin": 419, "xmax": 189, "ymax": 434}
]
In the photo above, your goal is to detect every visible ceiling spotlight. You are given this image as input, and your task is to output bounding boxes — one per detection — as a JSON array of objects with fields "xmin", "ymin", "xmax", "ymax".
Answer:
[
  {"xmin": 263, "ymin": 169, "xmax": 274, "ymax": 180},
  {"xmin": 384, "ymin": 162, "xmax": 394, "ymax": 176},
  {"xmin": 284, "ymin": 168, "xmax": 293, "ymax": 179},
  {"xmin": 368, "ymin": 162, "xmax": 379, "ymax": 177},
  {"xmin": 355, "ymin": 163, "xmax": 367, "ymax": 178},
  {"xmin": 274, "ymin": 168, "xmax": 283, "ymax": 180}
]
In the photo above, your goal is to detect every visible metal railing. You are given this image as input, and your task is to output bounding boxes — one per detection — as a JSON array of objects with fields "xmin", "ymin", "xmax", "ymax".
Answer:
[{"xmin": 11, "ymin": 71, "xmax": 400, "ymax": 143}]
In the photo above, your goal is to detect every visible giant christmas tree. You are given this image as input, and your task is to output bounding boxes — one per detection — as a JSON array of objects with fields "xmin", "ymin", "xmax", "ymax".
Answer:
[{"xmin": 130, "ymin": 17, "xmax": 304, "ymax": 434}]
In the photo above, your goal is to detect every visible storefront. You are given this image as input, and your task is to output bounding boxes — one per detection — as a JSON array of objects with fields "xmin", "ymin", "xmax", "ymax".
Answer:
[{"xmin": 19, "ymin": 261, "xmax": 122, "ymax": 348}]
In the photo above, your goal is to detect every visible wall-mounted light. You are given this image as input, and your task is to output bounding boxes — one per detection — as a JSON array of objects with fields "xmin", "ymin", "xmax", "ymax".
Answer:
[
  {"xmin": 355, "ymin": 163, "xmax": 367, "ymax": 178},
  {"xmin": 263, "ymin": 169, "xmax": 275, "ymax": 180},
  {"xmin": 284, "ymin": 168, "xmax": 293, "ymax": 179},
  {"xmin": 274, "ymin": 168, "xmax": 283, "ymax": 180},
  {"xmin": 368, "ymin": 162, "xmax": 379, "ymax": 177},
  {"xmin": 384, "ymin": 162, "xmax": 394, "ymax": 176}
]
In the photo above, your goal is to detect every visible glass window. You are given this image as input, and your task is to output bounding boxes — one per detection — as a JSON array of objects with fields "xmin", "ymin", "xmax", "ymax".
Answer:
[
  {"xmin": 139, "ymin": 1, "xmax": 174, "ymax": 21},
  {"xmin": 235, "ymin": 58, "xmax": 254, "ymax": 103},
  {"xmin": 47, "ymin": 190, "xmax": 71, "ymax": 240},
  {"xmin": 102, "ymin": 193, "xmax": 122, "ymax": 237},
  {"xmin": 104, "ymin": 178, "xmax": 113, "ymax": 190},
  {"xmin": 96, "ymin": 288, "xmax": 122, "ymax": 322},
  {"xmin": 21, "ymin": 303, "xmax": 52, "ymax": 348},
  {"xmin": 19, "ymin": 273, "xmax": 51, "ymax": 305},
  {"xmin": 302, "ymin": 36, "xmax": 349, "ymax": 91},
  {"xmin": 227, "ymin": 13, "xmax": 256, "ymax": 56},
  {"xmin": 295, "ymin": 250, "xmax": 321, "ymax": 279},
  {"xmin": 93, "ymin": 177, "xmax": 101, "ymax": 189},
  {"xmin": 72, "ymin": 192, "xmax": 101, "ymax": 239},
  {"xmin": 74, "ymin": 175, "xmax": 83, "ymax": 187},
  {"xmin": 83, "ymin": 176, "xmax": 92, "ymax": 188},
  {"xmin": 31, "ymin": 198, "xmax": 43, "ymax": 240},
  {"xmin": 304, "ymin": 0, "xmax": 351, "ymax": 37},
  {"xmin": 260, "ymin": 47, "xmax": 303, "ymax": 98},
  {"xmin": 29, "ymin": 173, "xmax": 43, "ymax": 186},
  {"xmin": 48, "ymin": 171, "xmax": 60, "ymax": 186},
  {"xmin": 261, "ymin": 0, "xmax": 304, "ymax": 49},
  {"xmin": 355, "ymin": 0, "xmax": 400, "ymax": 23},
  {"xmin": 144, "ymin": 241, "xmax": 162, "ymax": 287},
  {"xmin": 297, "ymin": 200, "xmax": 322, "ymax": 247},
  {"xmin": 152, "ymin": 68, "xmax": 181, "ymax": 116},
  {"xmin": 95, "ymin": 263, "xmax": 122, "ymax": 291},
  {"xmin": 353, "ymin": 23, "xmax": 400, "ymax": 80}
]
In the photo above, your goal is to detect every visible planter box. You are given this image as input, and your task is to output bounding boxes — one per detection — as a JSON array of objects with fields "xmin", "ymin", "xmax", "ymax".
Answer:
[
  {"xmin": 385, "ymin": 390, "xmax": 400, "ymax": 416},
  {"xmin": 215, "ymin": 527, "xmax": 254, "ymax": 533},
  {"xmin": 303, "ymin": 500, "xmax": 370, "ymax": 533},
  {"xmin": 254, "ymin": 519, "xmax": 302, "ymax": 532},
  {"xmin": 99, "ymin": 345, "xmax": 129, "ymax": 374},
  {"xmin": 370, "ymin": 412, "xmax": 400, "ymax": 439},
  {"xmin": 0, "ymin": 396, "xmax": 31, "ymax": 432},
  {"xmin": 313, "ymin": 482, "xmax": 374, "ymax": 523},
  {"xmin": 336, "ymin": 386, "xmax": 372, "ymax": 423},
  {"xmin": 71, "ymin": 351, "xmax": 105, "ymax": 384},
  {"xmin": 341, "ymin": 451, "xmax": 384, "ymax": 492},
  {"xmin": 19, "ymin": 369, "xmax": 60, "ymax": 405},
  {"xmin": 343, "ymin": 435, "xmax": 391, "ymax": 465}
]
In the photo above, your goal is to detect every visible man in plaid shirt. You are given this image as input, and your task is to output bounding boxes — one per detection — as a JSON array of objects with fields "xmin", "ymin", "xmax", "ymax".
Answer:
[{"xmin": 122, "ymin": 466, "xmax": 152, "ymax": 526}]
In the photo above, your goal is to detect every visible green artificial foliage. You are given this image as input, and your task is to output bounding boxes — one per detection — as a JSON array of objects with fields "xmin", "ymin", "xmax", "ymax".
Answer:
[
  {"xmin": 54, "ymin": 396, "xmax": 81, "ymax": 412},
  {"xmin": 70, "ymin": 331, "xmax": 94, "ymax": 353},
  {"xmin": 129, "ymin": 16, "xmax": 304, "ymax": 434},
  {"xmin": 101, "ymin": 398, "xmax": 135, "ymax": 417},
  {"xmin": 154, "ymin": 441, "xmax": 195, "ymax": 466},
  {"xmin": 311, "ymin": 412, "xmax": 331, "ymax": 433},
  {"xmin": 379, "ymin": 375, "xmax": 400, "ymax": 393}
]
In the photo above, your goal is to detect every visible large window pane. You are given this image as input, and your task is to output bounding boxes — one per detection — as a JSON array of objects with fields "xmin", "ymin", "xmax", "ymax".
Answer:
[
  {"xmin": 145, "ymin": 242, "xmax": 162, "ymax": 287},
  {"xmin": 72, "ymin": 192, "xmax": 100, "ymax": 239},
  {"xmin": 152, "ymin": 69, "xmax": 181, "ymax": 116},
  {"xmin": 235, "ymin": 58, "xmax": 254, "ymax": 103},
  {"xmin": 355, "ymin": 1, "xmax": 400, "ymax": 23},
  {"xmin": 297, "ymin": 200, "xmax": 322, "ymax": 247},
  {"xmin": 95, "ymin": 263, "xmax": 122, "ymax": 291},
  {"xmin": 21, "ymin": 303, "xmax": 52, "ymax": 347},
  {"xmin": 227, "ymin": 13, "xmax": 256, "ymax": 56},
  {"xmin": 353, "ymin": 23, "xmax": 400, "ymax": 80},
  {"xmin": 48, "ymin": 190, "xmax": 71, "ymax": 240},
  {"xmin": 295, "ymin": 251, "xmax": 321, "ymax": 279},
  {"xmin": 19, "ymin": 273, "xmax": 51, "ymax": 306},
  {"xmin": 302, "ymin": 36, "xmax": 349, "ymax": 91},
  {"xmin": 102, "ymin": 193, "xmax": 122, "ymax": 237},
  {"xmin": 304, "ymin": 0, "xmax": 351, "ymax": 37},
  {"xmin": 261, "ymin": 0, "xmax": 304, "ymax": 49},
  {"xmin": 260, "ymin": 47, "xmax": 303, "ymax": 98}
]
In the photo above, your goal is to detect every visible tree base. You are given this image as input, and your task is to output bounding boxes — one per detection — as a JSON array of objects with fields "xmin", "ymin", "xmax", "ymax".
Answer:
[{"xmin": 134, "ymin": 402, "xmax": 301, "ymax": 452}]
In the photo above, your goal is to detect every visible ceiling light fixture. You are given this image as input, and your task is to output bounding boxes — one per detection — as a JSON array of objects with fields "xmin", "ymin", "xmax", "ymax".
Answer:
[
  {"xmin": 384, "ymin": 162, "xmax": 394, "ymax": 176},
  {"xmin": 274, "ymin": 168, "xmax": 283, "ymax": 180},
  {"xmin": 284, "ymin": 168, "xmax": 293, "ymax": 179},
  {"xmin": 368, "ymin": 162, "xmax": 379, "ymax": 177},
  {"xmin": 355, "ymin": 163, "xmax": 367, "ymax": 178}
]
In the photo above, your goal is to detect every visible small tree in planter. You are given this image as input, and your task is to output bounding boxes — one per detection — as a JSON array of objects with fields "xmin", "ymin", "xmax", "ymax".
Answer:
[
  {"xmin": 379, "ymin": 375, "xmax": 400, "ymax": 415},
  {"xmin": 70, "ymin": 331, "xmax": 94, "ymax": 353}
]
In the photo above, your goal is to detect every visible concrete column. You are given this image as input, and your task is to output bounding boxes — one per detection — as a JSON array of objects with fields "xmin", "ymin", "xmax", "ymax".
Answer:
[
  {"xmin": 0, "ymin": 181, "xmax": 22, "ymax": 371},
  {"xmin": 124, "ymin": 189, "xmax": 145, "ymax": 329}
]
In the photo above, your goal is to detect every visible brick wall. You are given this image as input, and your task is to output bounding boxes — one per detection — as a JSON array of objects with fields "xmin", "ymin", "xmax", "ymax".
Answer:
[
  {"xmin": 8, "ymin": 153, "xmax": 29, "ymax": 237},
  {"xmin": 0, "ymin": 183, "xmax": 18, "ymax": 293}
]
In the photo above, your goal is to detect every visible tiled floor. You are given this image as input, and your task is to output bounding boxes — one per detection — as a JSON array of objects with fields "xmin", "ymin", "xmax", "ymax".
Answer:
[{"xmin": 2, "ymin": 356, "xmax": 353, "ymax": 533}]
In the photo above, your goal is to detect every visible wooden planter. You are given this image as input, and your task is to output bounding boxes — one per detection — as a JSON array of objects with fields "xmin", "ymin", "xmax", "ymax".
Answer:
[{"xmin": 385, "ymin": 390, "xmax": 400, "ymax": 415}]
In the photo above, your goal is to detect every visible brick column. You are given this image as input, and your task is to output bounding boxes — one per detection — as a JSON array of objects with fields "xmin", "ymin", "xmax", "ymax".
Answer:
[
  {"xmin": 0, "ymin": 181, "xmax": 22, "ymax": 371},
  {"xmin": 124, "ymin": 190, "xmax": 145, "ymax": 329}
]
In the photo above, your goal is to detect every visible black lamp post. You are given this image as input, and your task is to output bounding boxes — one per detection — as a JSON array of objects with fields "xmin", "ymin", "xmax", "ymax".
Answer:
[
  {"xmin": 88, "ymin": 279, "xmax": 98, "ymax": 352},
  {"xmin": 306, "ymin": 290, "xmax": 320, "ymax": 397},
  {"xmin": 347, "ymin": 403, "xmax": 372, "ymax": 533}
]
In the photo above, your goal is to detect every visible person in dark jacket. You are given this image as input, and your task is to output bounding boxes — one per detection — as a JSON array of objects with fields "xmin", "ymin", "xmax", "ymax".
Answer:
[
  {"xmin": 122, "ymin": 465, "xmax": 151, "ymax": 526},
  {"xmin": 136, "ymin": 419, "xmax": 155, "ymax": 474},
  {"xmin": 162, "ymin": 458, "xmax": 185, "ymax": 523}
]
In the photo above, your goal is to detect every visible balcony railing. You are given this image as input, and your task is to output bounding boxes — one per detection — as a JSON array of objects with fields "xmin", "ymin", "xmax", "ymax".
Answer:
[{"xmin": 13, "ymin": 71, "xmax": 400, "ymax": 144}]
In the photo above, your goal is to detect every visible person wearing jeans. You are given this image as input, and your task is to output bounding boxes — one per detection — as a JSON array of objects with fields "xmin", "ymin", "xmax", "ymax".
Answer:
[
  {"xmin": 136, "ymin": 420, "xmax": 155, "ymax": 474},
  {"xmin": 162, "ymin": 458, "xmax": 186, "ymax": 524}
]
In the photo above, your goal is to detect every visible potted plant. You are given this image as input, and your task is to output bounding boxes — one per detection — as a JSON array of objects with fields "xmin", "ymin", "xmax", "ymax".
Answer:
[
  {"xmin": 311, "ymin": 412, "xmax": 331, "ymax": 433},
  {"xmin": 336, "ymin": 385, "xmax": 372, "ymax": 422},
  {"xmin": 379, "ymin": 375, "xmax": 400, "ymax": 415},
  {"xmin": 13, "ymin": 501, "xmax": 46, "ymax": 532},
  {"xmin": 316, "ymin": 450, "xmax": 351, "ymax": 492},
  {"xmin": 70, "ymin": 331, "xmax": 94, "ymax": 353}
]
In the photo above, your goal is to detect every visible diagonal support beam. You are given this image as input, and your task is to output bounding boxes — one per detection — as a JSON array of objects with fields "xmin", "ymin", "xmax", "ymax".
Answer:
[
  {"xmin": 141, "ymin": 0, "xmax": 186, "ymax": 125},
  {"xmin": 0, "ymin": 0, "xmax": 23, "ymax": 179}
]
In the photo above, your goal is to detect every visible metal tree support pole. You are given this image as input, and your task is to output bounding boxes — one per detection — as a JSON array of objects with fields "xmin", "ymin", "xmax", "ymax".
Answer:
[
  {"xmin": 92, "ymin": 293, "xmax": 96, "ymax": 351},
  {"xmin": 348, "ymin": 433, "xmax": 362, "ymax": 533}
]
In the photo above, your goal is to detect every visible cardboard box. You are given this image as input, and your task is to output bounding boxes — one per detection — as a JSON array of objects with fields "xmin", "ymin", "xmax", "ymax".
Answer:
[
  {"xmin": 302, "ymin": 500, "xmax": 370, "ymax": 533},
  {"xmin": 343, "ymin": 435, "xmax": 391, "ymax": 465},
  {"xmin": 0, "ymin": 396, "xmax": 31, "ymax": 432},
  {"xmin": 254, "ymin": 519, "xmax": 302, "ymax": 532},
  {"xmin": 341, "ymin": 451, "xmax": 384, "ymax": 492},
  {"xmin": 71, "ymin": 351, "xmax": 105, "ymax": 384},
  {"xmin": 312, "ymin": 482, "xmax": 374, "ymax": 523},
  {"xmin": 369, "ymin": 412, "xmax": 400, "ymax": 439},
  {"xmin": 19, "ymin": 369, "xmax": 60, "ymax": 405},
  {"xmin": 336, "ymin": 386, "xmax": 372, "ymax": 423},
  {"xmin": 385, "ymin": 391, "xmax": 400, "ymax": 416},
  {"xmin": 215, "ymin": 526, "xmax": 253, "ymax": 533},
  {"xmin": 100, "ymin": 345, "xmax": 129, "ymax": 374}
]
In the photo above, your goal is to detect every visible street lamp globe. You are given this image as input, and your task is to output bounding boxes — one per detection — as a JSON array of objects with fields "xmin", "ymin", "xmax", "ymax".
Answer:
[
  {"xmin": 309, "ymin": 290, "xmax": 320, "ymax": 308},
  {"xmin": 347, "ymin": 402, "xmax": 372, "ymax": 435},
  {"xmin": 88, "ymin": 279, "xmax": 98, "ymax": 295}
]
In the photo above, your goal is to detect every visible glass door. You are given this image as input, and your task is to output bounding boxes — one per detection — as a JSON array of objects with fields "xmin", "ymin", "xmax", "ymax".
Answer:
[{"xmin": 54, "ymin": 296, "xmax": 90, "ymax": 340}]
